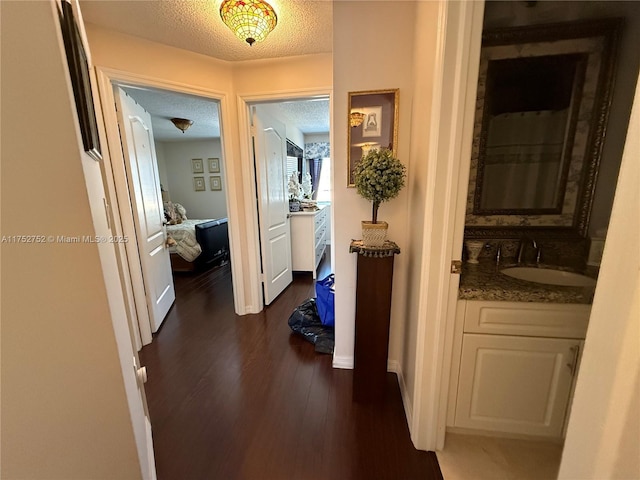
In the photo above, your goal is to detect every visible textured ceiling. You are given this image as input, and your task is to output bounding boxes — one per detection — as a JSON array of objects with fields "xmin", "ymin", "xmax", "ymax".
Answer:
[
  {"xmin": 121, "ymin": 86, "xmax": 221, "ymax": 142},
  {"xmin": 80, "ymin": 0, "xmax": 333, "ymax": 62},
  {"xmin": 83, "ymin": 1, "xmax": 331, "ymax": 139},
  {"xmin": 123, "ymin": 86, "xmax": 329, "ymax": 142},
  {"xmin": 268, "ymin": 98, "xmax": 331, "ymax": 135}
]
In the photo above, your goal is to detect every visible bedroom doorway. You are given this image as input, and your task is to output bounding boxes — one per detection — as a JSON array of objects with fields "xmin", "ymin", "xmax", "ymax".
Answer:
[
  {"xmin": 113, "ymin": 86, "xmax": 176, "ymax": 334},
  {"xmin": 100, "ymin": 77, "xmax": 234, "ymax": 349}
]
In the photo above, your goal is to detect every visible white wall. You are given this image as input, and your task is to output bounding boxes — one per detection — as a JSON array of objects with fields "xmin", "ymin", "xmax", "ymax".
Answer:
[
  {"xmin": 260, "ymin": 104, "xmax": 305, "ymax": 150},
  {"xmin": 305, "ymin": 133, "xmax": 330, "ymax": 144},
  {"xmin": 155, "ymin": 140, "xmax": 170, "ymax": 191},
  {"xmin": 332, "ymin": 1, "xmax": 418, "ymax": 368},
  {"xmin": 157, "ymin": 139, "xmax": 228, "ymax": 220},
  {"xmin": 558, "ymin": 70, "xmax": 640, "ymax": 480},
  {"xmin": 1, "ymin": 1, "xmax": 144, "ymax": 477}
]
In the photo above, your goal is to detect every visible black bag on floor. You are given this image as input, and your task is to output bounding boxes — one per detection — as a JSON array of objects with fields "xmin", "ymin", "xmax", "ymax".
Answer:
[{"xmin": 288, "ymin": 298, "xmax": 335, "ymax": 354}]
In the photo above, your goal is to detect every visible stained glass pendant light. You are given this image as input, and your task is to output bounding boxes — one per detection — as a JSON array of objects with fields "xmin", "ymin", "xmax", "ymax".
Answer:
[{"xmin": 220, "ymin": 0, "xmax": 278, "ymax": 46}]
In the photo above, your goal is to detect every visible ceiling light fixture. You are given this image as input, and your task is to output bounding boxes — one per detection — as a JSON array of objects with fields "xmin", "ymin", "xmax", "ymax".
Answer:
[
  {"xmin": 350, "ymin": 112, "xmax": 365, "ymax": 127},
  {"xmin": 220, "ymin": 0, "xmax": 278, "ymax": 46},
  {"xmin": 170, "ymin": 118, "xmax": 193, "ymax": 133}
]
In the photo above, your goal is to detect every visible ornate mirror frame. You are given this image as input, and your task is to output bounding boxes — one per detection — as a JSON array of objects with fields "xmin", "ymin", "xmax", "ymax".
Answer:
[
  {"xmin": 347, "ymin": 89, "xmax": 399, "ymax": 187},
  {"xmin": 465, "ymin": 19, "xmax": 622, "ymax": 240}
]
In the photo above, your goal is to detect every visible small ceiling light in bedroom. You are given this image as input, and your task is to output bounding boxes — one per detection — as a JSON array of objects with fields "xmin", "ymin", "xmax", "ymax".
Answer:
[
  {"xmin": 220, "ymin": 0, "xmax": 278, "ymax": 46},
  {"xmin": 170, "ymin": 118, "xmax": 193, "ymax": 133}
]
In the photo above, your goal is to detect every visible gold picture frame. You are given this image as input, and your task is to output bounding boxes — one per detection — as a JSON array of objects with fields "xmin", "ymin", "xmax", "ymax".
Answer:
[{"xmin": 347, "ymin": 89, "xmax": 399, "ymax": 187}]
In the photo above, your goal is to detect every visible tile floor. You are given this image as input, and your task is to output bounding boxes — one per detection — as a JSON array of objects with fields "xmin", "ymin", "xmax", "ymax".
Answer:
[{"xmin": 437, "ymin": 433, "xmax": 563, "ymax": 480}]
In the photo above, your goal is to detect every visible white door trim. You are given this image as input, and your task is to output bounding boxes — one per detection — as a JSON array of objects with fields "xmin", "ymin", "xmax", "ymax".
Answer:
[
  {"xmin": 236, "ymin": 88, "xmax": 333, "ymax": 314},
  {"xmin": 410, "ymin": 0, "xmax": 484, "ymax": 451},
  {"xmin": 95, "ymin": 66, "xmax": 247, "ymax": 321}
]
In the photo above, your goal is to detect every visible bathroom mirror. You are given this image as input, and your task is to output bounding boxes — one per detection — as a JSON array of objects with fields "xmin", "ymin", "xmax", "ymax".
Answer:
[
  {"xmin": 347, "ymin": 89, "xmax": 399, "ymax": 187},
  {"xmin": 465, "ymin": 19, "xmax": 621, "ymax": 239}
]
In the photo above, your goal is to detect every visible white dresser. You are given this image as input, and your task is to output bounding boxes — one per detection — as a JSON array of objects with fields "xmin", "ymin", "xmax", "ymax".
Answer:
[{"xmin": 290, "ymin": 205, "xmax": 328, "ymax": 278}]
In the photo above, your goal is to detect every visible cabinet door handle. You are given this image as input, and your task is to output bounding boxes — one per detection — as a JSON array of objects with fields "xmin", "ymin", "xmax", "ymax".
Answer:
[{"xmin": 566, "ymin": 344, "xmax": 580, "ymax": 377}]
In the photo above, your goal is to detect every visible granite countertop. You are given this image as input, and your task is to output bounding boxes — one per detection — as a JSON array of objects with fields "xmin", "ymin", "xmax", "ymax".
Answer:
[{"xmin": 458, "ymin": 260, "xmax": 598, "ymax": 304}]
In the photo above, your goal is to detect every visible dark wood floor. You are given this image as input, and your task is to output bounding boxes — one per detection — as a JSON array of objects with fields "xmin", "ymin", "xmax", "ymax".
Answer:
[{"xmin": 140, "ymin": 254, "xmax": 442, "ymax": 480}]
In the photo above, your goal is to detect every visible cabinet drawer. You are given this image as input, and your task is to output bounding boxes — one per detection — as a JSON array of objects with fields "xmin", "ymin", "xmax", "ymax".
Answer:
[
  {"xmin": 463, "ymin": 301, "xmax": 590, "ymax": 338},
  {"xmin": 315, "ymin": 224, "xmax": 326, "ymax": 245},
  {"xmin": 315, "ymin": 207, "xmax": 326, "ymax": 224}
]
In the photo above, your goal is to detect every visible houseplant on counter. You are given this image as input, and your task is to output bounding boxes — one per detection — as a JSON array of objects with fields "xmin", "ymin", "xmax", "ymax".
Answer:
[{"xmin": 353, "ymin": 148, "xmax": 406, "ymax": 247}]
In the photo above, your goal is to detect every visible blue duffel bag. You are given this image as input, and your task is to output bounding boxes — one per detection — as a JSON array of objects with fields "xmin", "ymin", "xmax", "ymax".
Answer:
[{"xmin": 315, "ymin": 274, "xmax": 335, "ymax": 327}]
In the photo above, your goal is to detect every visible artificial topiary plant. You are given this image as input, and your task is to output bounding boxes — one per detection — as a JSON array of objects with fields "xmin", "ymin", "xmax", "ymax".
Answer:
[{"xmin": 353, "ymin": 148, "xmax": 406, "ymax": 223}]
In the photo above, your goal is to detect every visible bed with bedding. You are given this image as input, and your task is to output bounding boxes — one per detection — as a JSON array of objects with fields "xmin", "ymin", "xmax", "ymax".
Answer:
[
  {"xmin": 166, "ymin": 218, "xmax": 230, "ymax": 272},
  {"xmin": 164, "ymin": 201, "xmax": 229, "ymax": 272}
]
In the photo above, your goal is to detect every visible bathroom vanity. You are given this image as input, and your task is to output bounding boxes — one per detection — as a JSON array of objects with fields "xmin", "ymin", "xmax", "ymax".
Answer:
[{"xmin": 447, "ymin": 261, "xmax": 595, "ymax": 438}]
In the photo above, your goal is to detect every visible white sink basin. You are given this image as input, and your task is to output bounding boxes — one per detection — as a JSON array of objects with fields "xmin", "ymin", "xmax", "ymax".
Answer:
[{"xmin": 501, "ymin": 267, "xmax": 596, "ymax": 287}]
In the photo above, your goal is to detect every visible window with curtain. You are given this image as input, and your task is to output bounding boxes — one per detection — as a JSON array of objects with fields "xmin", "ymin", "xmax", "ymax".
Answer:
[{"xmin": 315, "ymin": 158, "xmax": 331, "ymax": 202}]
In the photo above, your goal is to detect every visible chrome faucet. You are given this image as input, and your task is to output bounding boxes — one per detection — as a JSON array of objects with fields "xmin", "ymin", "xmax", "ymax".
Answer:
[{"xmin": 517, "ymin": 237, "xmax": 538, "ymax": 264}]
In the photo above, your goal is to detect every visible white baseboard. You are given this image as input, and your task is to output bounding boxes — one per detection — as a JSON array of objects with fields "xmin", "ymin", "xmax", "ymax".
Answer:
[
  {"xmin": 388, "ymin": 360, "xmax": 413, "ymax": 428},
  {"xmin": 240, "ymin": 304, "xmax": 262, "ymax": 315},
  {"xmin": 332, "ymin": 355, "xmax": 353, "ymax": 369},
  {"xmin": 446, "ymin": 426, "xmax": 564, "ymax": 443}
]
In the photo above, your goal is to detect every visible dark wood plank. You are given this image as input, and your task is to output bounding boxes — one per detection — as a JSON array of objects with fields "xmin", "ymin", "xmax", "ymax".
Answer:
[{"xmin": 140, "ymin": 259, "xmax": 442, "ymax": 480}]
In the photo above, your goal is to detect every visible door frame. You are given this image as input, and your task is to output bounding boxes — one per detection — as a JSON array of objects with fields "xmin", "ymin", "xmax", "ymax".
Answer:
[
  {"xmin": 411, "ymin": 0, "xmax": 485, "ymax": 451},
  {"xmin": 95, "ymin": 67, "xmax": 247, "ymax": 341},
  {"xmin": 237, "ymin": 89, "xmax": 333, "ymax": 313}
]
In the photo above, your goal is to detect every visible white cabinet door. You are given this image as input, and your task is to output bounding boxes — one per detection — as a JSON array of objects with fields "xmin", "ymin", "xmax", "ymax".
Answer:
[{"xmin": 455, "ymin": 333, "xmax": 581, "ymax": 437}]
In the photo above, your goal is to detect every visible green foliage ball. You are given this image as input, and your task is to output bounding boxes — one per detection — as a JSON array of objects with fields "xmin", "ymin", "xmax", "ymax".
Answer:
[{"xmin": 354, "ymin": 148, "xmax": 406, "ymax": 206}]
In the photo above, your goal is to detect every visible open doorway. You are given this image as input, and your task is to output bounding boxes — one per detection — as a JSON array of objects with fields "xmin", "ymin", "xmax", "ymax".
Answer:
[
  {"xmin": 121, "ymin": 86, "xmax": 231, "ymax": 272},
  {"xmin": 106, "ymin": 81, "xmax": 233, "ymax": 349},
  {"xmin": 247, "ymin": 97, "xmax": 332, "ymax": 306},
  {"xmin": 435, "ymin": 2, "xmax": 640, "ymax": 478}
]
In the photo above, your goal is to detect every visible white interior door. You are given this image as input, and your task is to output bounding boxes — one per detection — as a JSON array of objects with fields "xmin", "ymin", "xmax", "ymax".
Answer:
[
  {"xmin": 115, "ymin": 87, "xmax": 175, "ymax": 332},
  {"xmin": 252, "ymin": 105, "xmax": 293, "ymax": 305}
]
